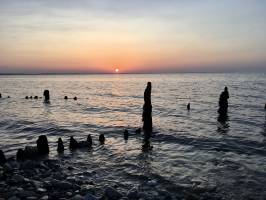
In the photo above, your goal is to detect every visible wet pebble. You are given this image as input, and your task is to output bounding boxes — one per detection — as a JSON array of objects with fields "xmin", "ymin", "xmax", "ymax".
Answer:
[
  {"xmin": 147, "ymin": 180, "xmax": 157, "ymax": 186},
  {"xmin": 12, "ymin": 174, "xmax": 25, "ymax": 183},
  {"xmin": 52, "ymin": 180, "xmax": 73, "ymax": 190},
  {"xmin": 37, "ymin": 188, "xmax": 47, "ymax": 193},
  {"xmin": 7, "ymin": 196, "xmax": 20, "ymax": 200},
  {"xmin": 40, "ymin": 195, "xmax": 49, "ymax": 200}
]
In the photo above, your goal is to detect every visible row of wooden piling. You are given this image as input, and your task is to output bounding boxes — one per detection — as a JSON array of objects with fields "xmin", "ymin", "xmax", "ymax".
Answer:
[{"xmin": 0, "ymin": 134, "xmax": 107, "ymax": 165}]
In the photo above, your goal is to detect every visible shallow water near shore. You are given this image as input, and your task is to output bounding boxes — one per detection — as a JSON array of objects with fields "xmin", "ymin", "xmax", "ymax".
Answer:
[{"xmin": 0, "ymin": 73, "xmax": 266, "ymax": 199}]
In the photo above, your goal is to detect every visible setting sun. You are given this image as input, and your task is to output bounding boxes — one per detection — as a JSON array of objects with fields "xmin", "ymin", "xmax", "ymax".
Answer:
[{"xmin": 115, "ymin": 68, "xmax": 119, "ymax": 73}]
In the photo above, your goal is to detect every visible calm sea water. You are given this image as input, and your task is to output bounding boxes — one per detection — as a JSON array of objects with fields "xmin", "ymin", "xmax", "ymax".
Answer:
[{"xmin": 0, "ymin": 73, "xmax": 266, "ymax": 199}]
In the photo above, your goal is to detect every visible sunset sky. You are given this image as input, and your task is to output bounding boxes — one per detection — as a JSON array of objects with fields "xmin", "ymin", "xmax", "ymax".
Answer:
[{"xmin": 0, "ymin": 0, "xmax": 265, "ymax": 74}]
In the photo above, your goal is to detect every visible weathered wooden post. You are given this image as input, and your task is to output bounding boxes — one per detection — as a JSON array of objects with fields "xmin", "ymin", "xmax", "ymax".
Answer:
[
  {"xmin": 43, "ymin": 90, "xmax": 50, "ymax": 102},
  {"xmin": 142, "ymin": 82, "xmax": 152, "ymax": 139}
]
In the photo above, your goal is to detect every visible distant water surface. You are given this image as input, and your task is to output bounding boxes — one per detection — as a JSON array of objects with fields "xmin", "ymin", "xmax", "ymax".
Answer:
[{"xmin": 0, "ymin": 73, "xmax": 266, "ymax": 199}]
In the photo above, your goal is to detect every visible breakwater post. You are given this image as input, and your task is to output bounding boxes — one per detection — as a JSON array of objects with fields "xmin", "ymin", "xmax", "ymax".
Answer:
[
  {"xmin": 0, "ymin": 150, "xmax": 6, "ymax": 165},
  {"xmin": 142, "ymin": 82, "xmax": 152, "ymax": 139},
  {"xmin": 218, "ymin": 87, "xmax": 229, "ymax": 122},
  {"xmin": 16, "ymin": 135, "xmax": 49, "ymax": 161},
  {"xmin": 218, "ymin": 87, "xmax": 229, "ymax": 115},
  {"xmin": 43, "ymin": 90, "xmax": 50, "ymax": 102},
  {"xmin": 57, "ymin": 138, "xmax": 64, "ymax": 153},
  {"xmin": 187, "ymin": 103, "xmax": 190, "ymax": 110}
]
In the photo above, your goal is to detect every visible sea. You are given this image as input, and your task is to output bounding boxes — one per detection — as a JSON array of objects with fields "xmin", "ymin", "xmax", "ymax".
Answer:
[{"xmin": 0, "ymin": 73, "xmax": 266, "ymax": 199}]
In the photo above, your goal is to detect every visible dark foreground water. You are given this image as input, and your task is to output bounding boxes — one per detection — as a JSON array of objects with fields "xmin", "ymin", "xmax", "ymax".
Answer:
[{"xmin": 0, "ymin": 73, "xmax": 266, "ymax": 199}]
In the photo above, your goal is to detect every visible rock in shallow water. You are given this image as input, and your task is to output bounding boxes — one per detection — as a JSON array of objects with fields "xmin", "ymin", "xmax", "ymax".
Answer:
[
  {"xmin": 84, "ymin": 193, "xmax": 98, "ymax": 200},
  {"xmin": 127, "ymin": 188, "xmax": 139, "ymax": 200},
  {"xmin": 12, "ymin": 174, "xmax": 25, "ymax": 183},
  {"xmin": 104, "ymin": 186, "xmax": 123, "ymax": 200},
  {"xmin": 147, "ymin": 180, "xmax": 157, "ymax": 186},
  {"xmin": 71, "ymin": 194, "xmax": 83, "ymax": 200},
  {"xmin": 52, "ymin": 180, "xmax": 73, "ymax": 190}
]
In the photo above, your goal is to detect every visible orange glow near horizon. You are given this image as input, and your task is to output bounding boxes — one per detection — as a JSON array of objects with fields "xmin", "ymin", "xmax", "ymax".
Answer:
[{"xmin": 0, "ymin": 1, "xmax": 265, "ymax": 73}]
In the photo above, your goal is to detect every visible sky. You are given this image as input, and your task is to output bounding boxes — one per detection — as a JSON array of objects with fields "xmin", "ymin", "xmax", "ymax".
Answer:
[{"xmin": 0, "ymin": 0, "xmax": 265, "ymax": 74}]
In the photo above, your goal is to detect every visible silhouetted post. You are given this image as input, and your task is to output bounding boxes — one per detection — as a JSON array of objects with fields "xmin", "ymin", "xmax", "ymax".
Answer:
[
  {"xmin": 25, "ymin": 96, "xmax": 29, "ymax": 99},
  {"xmin": 99, "ymin": 134, "xmax": 105, "ymax": 144},
  {"xmin": 16, "ymin": 149, "xmax": 25, "ymax": 161},
  {"xmin": 57, "ymin": 138, "xmax": 64, "ymax": 153},
  {"xmin": 37, "ymin": 135, "xmax": 49, "ymax": 155},
  {"xmin": 124, "ymin": 129, "xmax": 129, "ymax": 140},
  {"xmin": 34, "ymin": 96, "xmax": 38, "ymax": 99},
  {"xmin": 0, "ymin": 93, "xmax": 2, "ymax": 98},
  {"xmin": 36, "ymin": 135, "xmax": 49, "ymax": 155},
  {"xmin": 73, "ymin": 97, "xmax": 77, "ymax": 101},
  {"xmin": 218, "ymin": 87, "xmax": 229, "ymax": 115},
  {"xmin": 30, "ymin": 96, "xmax": 33, "ymax": 99},
  {"xmin": 264, "ymin": 103, "xmax": 266, "ymax": 110},
  {"xmin": 218, "ymin": 87, "xmax": 229, "ymax": 123},
  {"xmin": 70, "ymin": 136, "xmax": 78, "ymax": 150},
  {"xmin": 187, "ymin": 103, "xmax": 190, "ymax": 110},
  {"xmin": 64, "ymin": 96, "xmax": 68, "ymax": 100},
  {"xmin": 87, "ymin": 134, "xmax": 92, "ymax": 147},
  {"xmin": 142, "ymin": 82, "xmax": 152, "ymax": 139},
  {"xmin": 43, "ymin": 90, "xmax": 50, "ymax": 102},
  {"xmin": 0, "ymin": 150, "xmax": 6, "ymax": 165}
]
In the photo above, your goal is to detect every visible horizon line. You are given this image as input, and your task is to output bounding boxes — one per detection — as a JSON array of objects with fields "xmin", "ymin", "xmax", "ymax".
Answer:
[{"xmin": 0, "ymin": 71, "xmax": 266, "ymax": 76}]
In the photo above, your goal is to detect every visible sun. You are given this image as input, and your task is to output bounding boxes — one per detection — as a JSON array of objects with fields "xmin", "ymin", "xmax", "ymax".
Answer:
[{"xmin": 115, "ymin": 68, "xmax": 119, "ymax": 73}]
